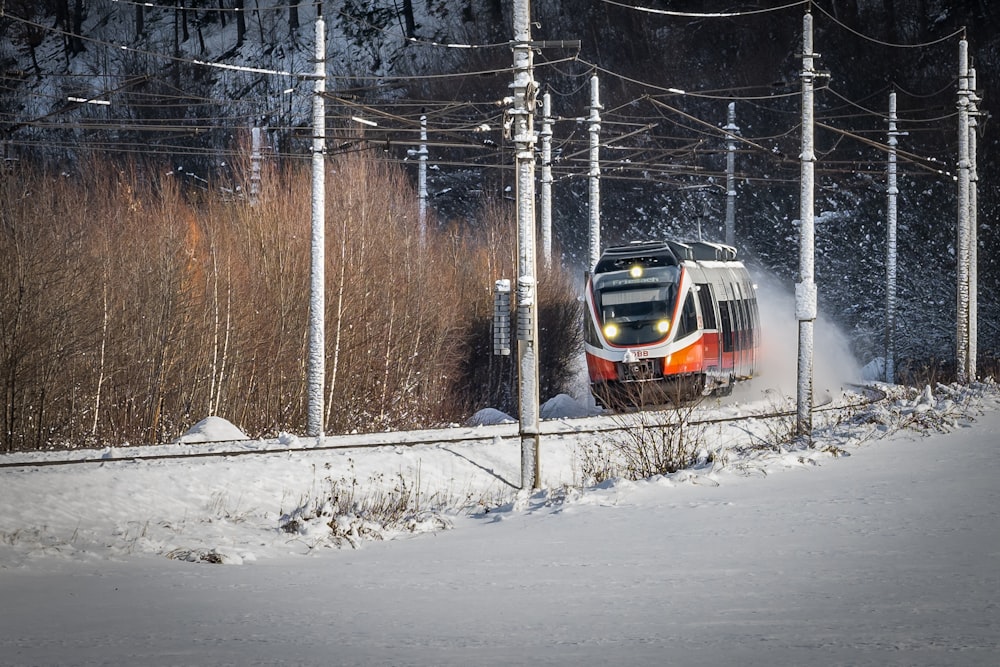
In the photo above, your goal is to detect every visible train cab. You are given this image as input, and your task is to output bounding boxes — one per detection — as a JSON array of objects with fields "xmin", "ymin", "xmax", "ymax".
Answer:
[{"xmin": 584, "ymin": 240, "xmax": 759, "ymax": 407}]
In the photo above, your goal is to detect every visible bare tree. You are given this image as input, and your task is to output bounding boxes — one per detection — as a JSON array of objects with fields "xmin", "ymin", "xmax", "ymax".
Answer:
[
  {"xmin": 289, "ymin": 0, "xmax": 300, "ymax": 35},
  {"xmin": 0, "ymin": 152, "xmax": 584, "ymax": 449},
  {"xmin": 135, "ymin": 2, "xmax": 144, "ymax": 42},
  {"xmin": 401, "ymin": 0, "xmax": 416, "ymax": 38},
  {"xmin": 235, "ymin": 0, "xmax": 246, "ymax": 48}
]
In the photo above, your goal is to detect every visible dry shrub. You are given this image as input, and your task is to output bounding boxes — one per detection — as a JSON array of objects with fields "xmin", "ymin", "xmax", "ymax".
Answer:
[
  {"xmin": 320, "ymin": 152, "xmax": 468, "ymax": 431},
  {"xmin": 580, "ymin": 407, "xmax": 706, "ymax": 483},
  {"xmin": 1, "ymin": 164, "xmax": 107, "ymax": 449},
  {"xmin": 0, "ymin": 150, "xmax": 583, "ymax": 450},
  {"xmin": 895, "ymin": 357, "xmax": 956, "ymax": 388},
  {"xmin": 279, "ymin": 471, "xmax": 450, "ymax": 550},
  {"xmin": 446, "ymin": 196, "xmax": 583, "ymax": 418}
]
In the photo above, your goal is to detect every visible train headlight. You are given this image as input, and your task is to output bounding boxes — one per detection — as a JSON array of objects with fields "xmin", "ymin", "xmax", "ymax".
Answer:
[
  {"xmin": 656, "ymin": 319, "xmax": 670, "ymax": 334},
  {"xmin": 629, "ymin": 264, "xmax": 644, "ymax": 278},
  {"xmin": 603, "ymin": 322, "xmax": 620, "ymax": 339}
]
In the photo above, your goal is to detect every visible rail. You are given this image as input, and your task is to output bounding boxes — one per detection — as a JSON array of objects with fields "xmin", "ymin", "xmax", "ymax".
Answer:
[{"xmin": 0, "ymin": 384, "xmax": 887, "ymax": 470}]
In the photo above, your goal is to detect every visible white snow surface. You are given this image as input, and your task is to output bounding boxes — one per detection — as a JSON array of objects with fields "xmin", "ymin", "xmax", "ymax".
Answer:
[{"xmin": 2, "ymin": 381, "xmax": 999, "ymax": 666}]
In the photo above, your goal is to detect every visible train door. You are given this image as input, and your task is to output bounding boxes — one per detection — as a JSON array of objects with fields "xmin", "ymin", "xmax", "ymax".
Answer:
[
  {"xmin": 696, "ymin": 283, "xmax": 722, "ymax": 378},
  {"xmin": 732, "ymin": 273, "xmax": 759, "ymax": 379},
  {"xmin": 732, "ymin": 279, "xmax": 748, "ymax": 377},
  {"xmin": 716, "ymin": 276, "xmax": 735, "ymax": 375},
  {"xmin": 747, "ymin": 277, "xmax": 760, "ymax": 374}
]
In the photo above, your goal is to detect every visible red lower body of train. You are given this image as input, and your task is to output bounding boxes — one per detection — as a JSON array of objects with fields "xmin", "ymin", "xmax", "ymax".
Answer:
[{"xmin": 584, "ymin": 240, "xmax": 760, "ymax": 407}]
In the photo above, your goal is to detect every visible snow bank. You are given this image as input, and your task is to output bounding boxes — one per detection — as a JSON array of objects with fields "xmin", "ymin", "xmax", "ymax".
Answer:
[
  {"xmin": 175, "ymin": 416, "xmax": 249, "ymax": 443},
  {"xmin": 466, "ymin": 408, "xmax": 515, "ymax": 426},
  {"xmin": 541, "ymin": 393, "xmax": 601, "ymax": 419}
]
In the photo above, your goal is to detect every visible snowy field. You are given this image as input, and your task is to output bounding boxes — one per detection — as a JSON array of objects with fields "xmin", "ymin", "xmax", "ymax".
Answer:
[{"xmin": 1, "ymin": 378, "xmax": 998, "ymax": 666}]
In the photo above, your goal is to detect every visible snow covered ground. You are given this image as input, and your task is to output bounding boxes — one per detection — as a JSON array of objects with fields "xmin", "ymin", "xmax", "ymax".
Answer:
[{"xmin": 1, "ymin": 380, "xmax": 998, "ymax": 666}]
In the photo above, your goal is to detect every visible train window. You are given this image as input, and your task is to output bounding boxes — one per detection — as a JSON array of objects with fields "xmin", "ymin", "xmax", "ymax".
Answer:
[
  {"xmin": 730, "ymin": 284, "xmax": 745, "ymax": 350},
  {"xmin": 748, "ymin": 293, "xmax": 760, "ymax": 347},
  {"xmin": 676, "ymin": 292, "xmax": 698, "ymax": 338},
  {"xmin": 583, "ymin": 306, "xmax": 601, "ymax": 346},
  {"xmin": 600, "ymin": 287, "xmax": 661, "ymax": 306},
  {"xmin": 719, "ymin": 300, "xmax": 734, "ymax": 352},
  {"xmin": 600, "ymin": 288, "xmax": 671, "ymax": 322},
  {"xmin": 696, "ymin": 284, "xmax": 717, "ymax": 329},
  {"xmin": 593, "ymin": 277, "xmax": 680, "ymax": 346},
  {"xmin": 742, "ymin": 300, "xmax": 752, "ymax": 349},
  {"xmin": 740, "ymin": 299, "xmax": 753, "ymax": 350}
]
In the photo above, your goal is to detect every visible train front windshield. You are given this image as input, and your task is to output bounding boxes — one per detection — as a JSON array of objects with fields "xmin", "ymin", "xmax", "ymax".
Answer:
[{"xmin": 593, "ymin": 266, "xmax": 680, "ymax": 346}]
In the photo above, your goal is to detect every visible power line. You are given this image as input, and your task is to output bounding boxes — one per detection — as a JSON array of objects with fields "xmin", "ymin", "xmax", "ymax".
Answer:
[
  {"xmin": 599, "ymin": 0, "xmax": 810, "ymax": 19},
  {"xmin": 815, "ymin": 122, "xmax": 954, "ymax": 178},
  {"xmin": 0, "ymin": 12, "xmax": 546, "ymax": 84},
  {"xmin": 108, "ymin": 0, "xmax": 306, "ymax": 13},
  {"xmin": 2, "ymin": 1, "xmax": 969, "ymax": 196},
  {"xmin": 811, "ymin": 1, "xmax": 965, "ymax": 49},
  {"xmin": 575, "ymin": 58, "xmax": 805, "ymax": 103}
]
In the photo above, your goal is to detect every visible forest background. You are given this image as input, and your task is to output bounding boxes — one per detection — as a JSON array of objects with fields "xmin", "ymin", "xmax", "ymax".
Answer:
[{"xmin": 1, "ymin": 0, "xmax": 997, "ymax": 451}]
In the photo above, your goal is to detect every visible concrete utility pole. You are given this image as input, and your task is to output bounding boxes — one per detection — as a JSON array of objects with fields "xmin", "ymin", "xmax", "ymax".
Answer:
[
  {"xmin": 307, "ymin": 16, "xmax": 327, "ymax": 438},
  {"xmin": 795, "ymin": 11, "xmax": 817, "ymax": 441},
  {"xmin": 724, "ymin": 102, "xmax": 739, "ymax": 247},
  {"xmin": 418, "ymin": 114, "xmax": 428, "ymax": 247},
  {"xmin": 956, "ymin": 39, "xmax": 972, "ymax": 383},
  {"xmin": 540, "ymin": 92, "xmax": 554, "ymax": 269},
  {"xmin": 588, "ymin": 74, "xmax": 602, "ymax": 270},
  {"xmin": 968, "ymin": 66, "xmax": 980, "ymax": 382},
  {"xmin": 512, "ymin": 0, "xmax": 540, "ymax": 489},
  {"xmin": 885, "ymin": 90, "xmax": 900, "ymax": 384},
  {"xmin": 250, "ymin": 125, "xmax": 263, "ymax": 206}
]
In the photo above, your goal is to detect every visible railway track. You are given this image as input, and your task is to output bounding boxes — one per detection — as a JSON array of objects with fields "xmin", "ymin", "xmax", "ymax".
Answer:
[{"xmin": 0, "ymin": 384, "xmax": 887, "ymax": 470}]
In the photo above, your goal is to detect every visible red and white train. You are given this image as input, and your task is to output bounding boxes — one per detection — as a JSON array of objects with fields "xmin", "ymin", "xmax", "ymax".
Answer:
[{"xmin": 584, "ymin": 240, "xmax": 760, "ymax": 406}]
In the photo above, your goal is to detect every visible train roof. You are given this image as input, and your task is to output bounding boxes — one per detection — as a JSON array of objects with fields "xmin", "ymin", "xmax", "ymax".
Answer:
[
  {"xmin": 594, "ymin": 240, "xmax": 738, "ymax": 273},
  {"xmin": 670, "ymin": 240, "xmax": 739, "ymax": 262}
]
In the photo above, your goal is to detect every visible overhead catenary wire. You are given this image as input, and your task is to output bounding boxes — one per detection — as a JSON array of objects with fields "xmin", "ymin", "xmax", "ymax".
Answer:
[
  {"xmin": 600, "ymin": 0, "xmax": 965, "ymax": 48},
  {"xmin": 1, "ymin": 11, "xmax": 575, "ymax": 84},
  {"xmin": 598, "ymin": 0, "xmax": 810, "ymax": 19},
  {"xmin": 0, "ymin": 5, "xmax": 921, "ymax": 131},
  {"xmin": 815, "ymin": 122, "xmax": 956, "ymax": 178},
  {"xmin": 108, "ymin": 0, "xmax": 305, "ymax": 13},
  {"xmin": 810, "ymin": 1, "xmax": 966, "ymax": 49},
  {"xmin": 821, "ymin": 86, "xmax": 958, "ymax": 124}
]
